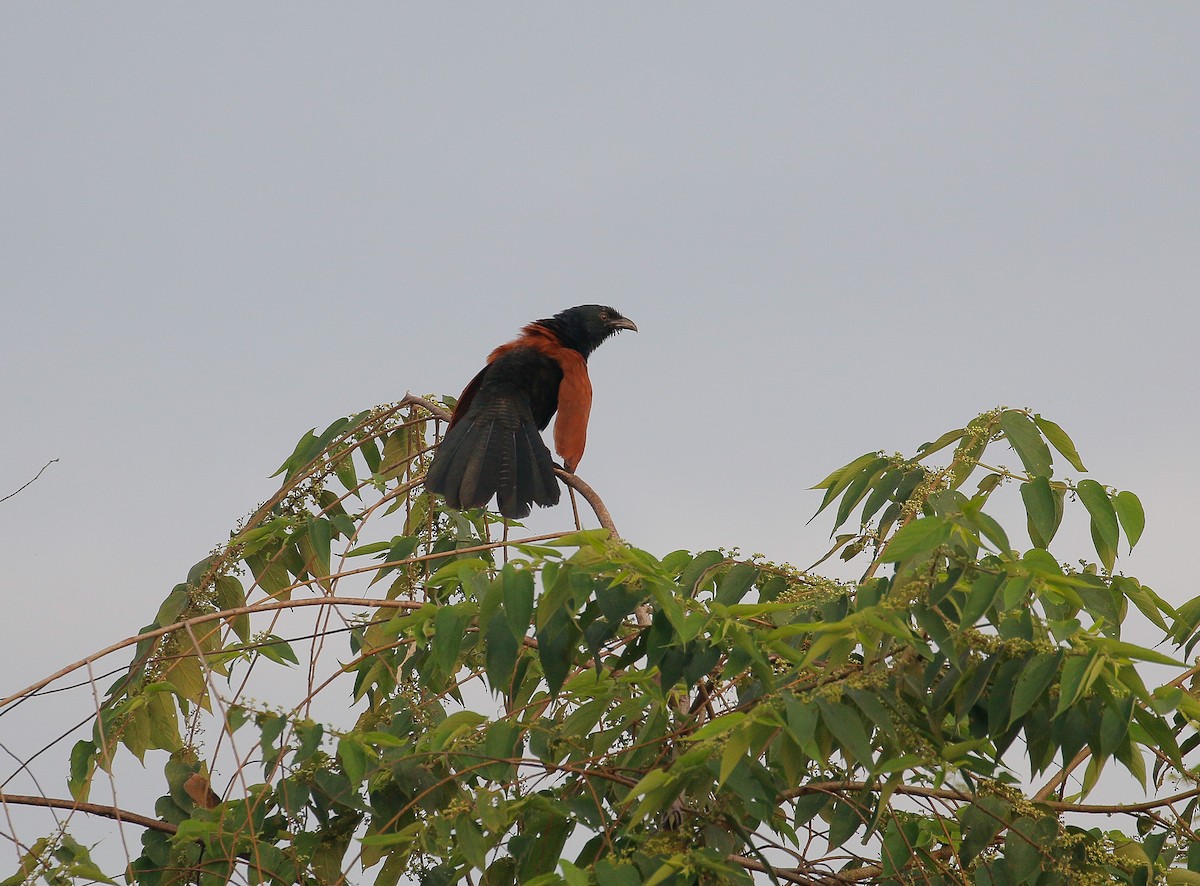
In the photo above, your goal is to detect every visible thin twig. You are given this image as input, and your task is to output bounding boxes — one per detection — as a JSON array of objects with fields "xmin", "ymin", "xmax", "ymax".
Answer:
[{"xmin": 0, "ymin": 459, "xmax": 58, "ymax": 504}]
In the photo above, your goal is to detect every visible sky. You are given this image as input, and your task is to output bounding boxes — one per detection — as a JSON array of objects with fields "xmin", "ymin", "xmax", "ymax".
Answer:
[{"xmin": 2, "ymin": 2, "xmax": 1200, "ymax": 875}]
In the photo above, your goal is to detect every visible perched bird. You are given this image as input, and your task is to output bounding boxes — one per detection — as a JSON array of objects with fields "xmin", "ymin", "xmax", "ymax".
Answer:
[{"xmin": 425, "ymin": 305, "xmax": 637, "ymax": 519}]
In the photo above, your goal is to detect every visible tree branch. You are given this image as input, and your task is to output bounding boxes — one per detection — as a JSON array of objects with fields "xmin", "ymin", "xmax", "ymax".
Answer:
[
  {"xmin": 729, "ymin": 854, "xmax": 835, "ymax": 884},
  {"xmin": 553, "ymin": 468, "xmax": 618, "ymax": 535},
  {"xmin": 0, "ymin": 791, "xmax": 174, "ymax": 835},
  {"xmin": 785, "ymin": 777, "xmax": 1200, "ymax": 817}
]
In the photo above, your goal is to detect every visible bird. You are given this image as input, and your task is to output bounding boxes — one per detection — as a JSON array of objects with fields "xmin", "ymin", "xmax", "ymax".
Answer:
[{"xmin": 424, "ymin": 305, "xmax": 637, "ymax": 519}]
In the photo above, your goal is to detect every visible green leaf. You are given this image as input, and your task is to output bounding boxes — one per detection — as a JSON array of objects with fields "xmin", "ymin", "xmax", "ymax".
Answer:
[
  {"xmin": 999, "ymin": 410, "xmax": 1053, "ymax": 477},
  {"xmin": 68, "ymin": 740, "xmax": 98, "ymax": 802},
  {"xmin": 1099, "ymin": 696, "xmax": 1134, "ymax": 757},
  {"xmin": 595, "ymin": 860, "xmax": 644, "ymax": 886},
  {"xmin": 1009, "ymin": 652, "xmax": 1060, "ymax": 726},
  {"xmin": 246, "ymin": 551, "xmax": 292, "ymax": 598},
  {"xmin": 273, "ymin": 428, "xmax": 321, "ymax": 479},
  {"xmin": 258, "ymin": 635, "xmax": 299, "ymax": 666},
  {"xmin": 625, "ymin": 769, "xmax": 679, "ymax": 825},
  {"xmin": 560, "ymin": 860, "xmax": 591, "ymax": 886},
  {"xmin": 455, "ymin": 814, "xmax": 487, "ymax": 871},
  {"xmin": 827, "ymin": 800, "xmax": 861, "ymax": 847},
  {"xmin": 812, "ymin": 450, "xmax": 882, "ymax": 491},
  {"xmin": 1133, "ymin": 706, "xmax": 1184, "ymax": 770},
  {"xmin": 344, "ymin": 540, "xmax": 392, "ymax": 558},
  {"xmin": 214, "ymin": 575, "xmax": 249, "ymax": 642},
  {"xmin": 880, "ymin": 516, "xmax": 950, "ymax": 562},
  {"xmin": 1076, "ymin": 479, "xmax": 1119, "ymax": 570},
  {"xmin": 1054, "ymin": 653, "xmax": 1098, "ymax": 717},
  {"xmin": 1021, "ymin": 547, "xmax": 1064, "ymax": 577},
  {"xmin": 832, "ymin": 457, "xmax": 890, "ymax": 531},
  {"xmin": 815, "ymin": 699, "xmax": 874, "ymax": 768},
  {"xmin": 430, "ymin": 710, "xmax": 487, "ymax": 752},
  {"xmin": 719, "ymin": 726, "xmax": 752, "ymax": 786},
  {"xmin": 480, "ymin": 720, "xmax": 521, "ymax": 782},
  {"xmin": 811, "ymin": 451, "xmax": 884, "ymax": 517},
  {"xmin": 332, "ymin": 444, "xmax": 359, "ymax": 494},
  {"xmin": 677, "ymin": 550, "xmax": 724, "ymax": 596},
  {"xmin": 959, "ymin": 571, "xmax": 1004, "ymax": 627},
  {"xmin": 962, "ymin": 502, "xmax": 1010, "ymax": 554},
  {"xmin": 917, "ymin": 427, "xmax": 967, "ymax": 458},
  {"xmin": 379, "ymin": 425, "xmax": 414, "ymax": 481},
  {"xmin": 433, "ymin": 604, "xmax": 470, "ymax": 677},
  {"xmin": 1020, "ymin": 476, "xmax": 1059, "ymax": 548},
  {"xmin": 846, "ymin": 686, "xmax": 897, "ymax": 735},
  {"xmin": 337, "ymin": 736, "xmax": 366, "ymax": 785},
  {"xmin": 960, "ymin": 794, "xmax": 1011, "ymax": 864},
  {"xmin": 881, "ymin": 818, "xmax": 919, "ymax": 875},
  {"xmin": 485, "ymin": 611, "xmax": 519, "ymax": 694},
  {"xmin": 502, "ymin": 566, "xmax": 535, "ymax": 639},
  {"xmin": 715, "ymin": 562, "xmax": 758, "ymax": 606},
  {"xmin": 1117, "ymin": 578, "xmax": 1172, "ymax": 632},
  {"xmin": 1034, "ymin": 414, "xmax": 1086, "ymax": 471},
  {"xmin": 860, "ymin": 468, "xmax": 904, "ymax": 525},
  {"xmin": 686, "ymin": 712, "xmax": 747, "ymax": 742},
  {"xmin": 306, "ymin": 518, "xmax": 332, "ymax": 578},
  {"xmin": 642, "ymin": 857, "xmax": 687, "ymax": 886},
  {"xmin": 976, "ymin": 472, "xmax": 1004, "ymax": 495},
  {"xmin": 1091, "ymin": 637, "xmax": 1184, "ymax": 667},
  {"xmin": 537, "ymin": 608, "xmax": 577, "ymax": 696},
  {"xmin": 155, "ymin": 584, "xmax": 190, "ymax": 628},
  {"xmin": 359, "ymin": 730, "xmax": 407, "ymax": 747},
  {"xmin": 1114, "ymin": 490, "xmax": 1146, "ymax": 550},
  {"xmin": 1005, "ymin": 816, "xmax": 1055, "ymax": 881}
]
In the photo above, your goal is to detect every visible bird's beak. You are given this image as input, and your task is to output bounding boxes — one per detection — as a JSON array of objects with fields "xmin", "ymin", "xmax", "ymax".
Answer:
[{"xmin": 611, "ymin": 317, "xmax": 638, "ymax": 333}]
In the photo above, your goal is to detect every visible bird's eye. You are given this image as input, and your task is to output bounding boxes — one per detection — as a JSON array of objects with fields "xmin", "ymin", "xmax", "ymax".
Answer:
[{"xmin": 599, "ymin": 311, "xmax": 609, "ymax": 320}]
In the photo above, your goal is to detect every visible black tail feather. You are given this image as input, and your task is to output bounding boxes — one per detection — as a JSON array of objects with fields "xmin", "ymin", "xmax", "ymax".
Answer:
[
  {"xmin": 522, "ymin": 420, "xmax": 559, "ymax": 511},
  {"xmin": 426, "ymin": 405, "xmax": 559, "ymax": 518}
]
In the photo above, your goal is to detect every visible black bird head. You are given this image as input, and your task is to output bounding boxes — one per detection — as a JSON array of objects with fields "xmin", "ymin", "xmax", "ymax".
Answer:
[{"xmin": 539, "ymin": 305, "xmax": 638, "ymax": 358}]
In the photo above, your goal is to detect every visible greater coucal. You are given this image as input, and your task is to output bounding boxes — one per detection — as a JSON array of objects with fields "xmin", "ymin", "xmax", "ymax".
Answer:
[{"xmin": 425, "ymin": 305, "xmax": 637, "ymax": 518}]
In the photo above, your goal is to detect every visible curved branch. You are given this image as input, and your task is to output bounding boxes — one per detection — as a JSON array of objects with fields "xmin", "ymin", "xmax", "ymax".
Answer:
[
  {"xmin": 400, "ymin": 393, "xmax": 452, "ymax": 422},
  {"xmin": 554, "ymin": 468, "xmax": 618, "ymax": 535},
  {"xmin": 0, "ymin": 791, "xmax": 174, "ymax": 835}
]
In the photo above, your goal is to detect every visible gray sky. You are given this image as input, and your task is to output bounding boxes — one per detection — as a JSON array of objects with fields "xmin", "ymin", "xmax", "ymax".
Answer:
[{"xmin": 3, "ymin": 2, "xmax": 1199, "ymax": 871}]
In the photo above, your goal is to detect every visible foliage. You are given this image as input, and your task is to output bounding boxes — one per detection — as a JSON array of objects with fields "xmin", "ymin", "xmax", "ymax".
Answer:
[{"xmin": 5, "ymin": 400, "xmax": 1200, "ymax": 885}]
